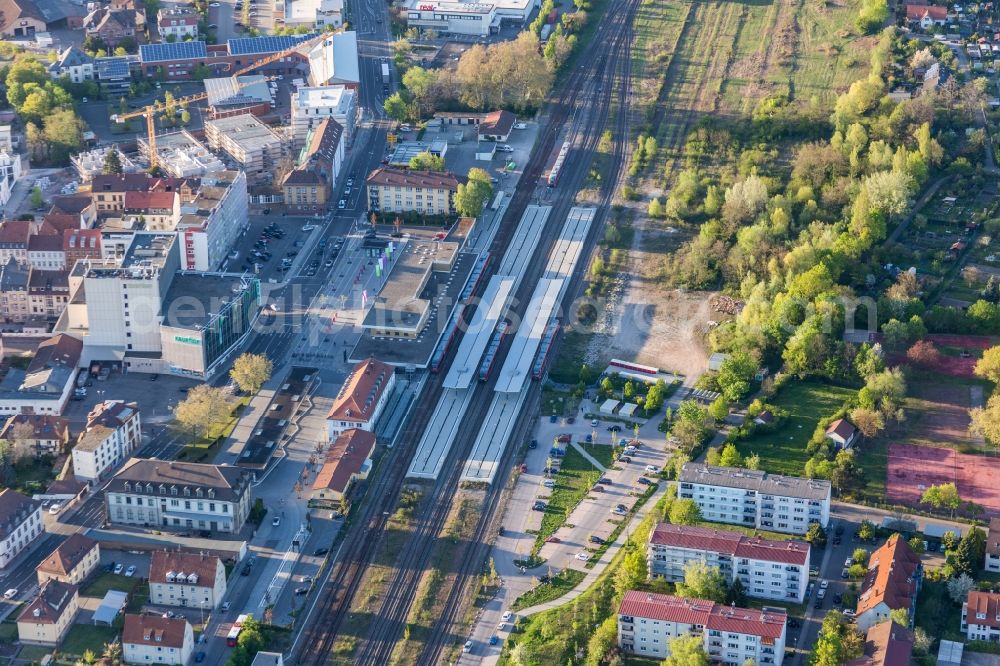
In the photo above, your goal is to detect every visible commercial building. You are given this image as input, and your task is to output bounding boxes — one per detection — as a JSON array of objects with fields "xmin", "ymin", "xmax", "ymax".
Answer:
[
  {"xmin": 149, "ymin": 550, "xmax": 227, "ymax": 609},
  {"xmin": 617, "ymin": 591, "xmax": 786, "ymax": 664},
  {"xmin": 0, "ymin": 488, "xmax": 43, "ymax": 569},
  {"xmin": 647, "ymin": 523, "xmax": 809, "ymax": 603},
  {"xmin": 16, "ymin": 580, "xmax": 80, "ymax": 646},
  {"xmin": 0, "ymin": 414, "xmax": 70, "ymax": 458},
  {"xmin": 326, "ymin": 357, "xmax": 395, "ymax": 439},
  {"xmin": 365, "ymin": 167, "xmax": 460, "ymax": 216},
  {"xmin": 677, "ymin": 463, "xmax": 831, "ymax": 535},
  {"xmin": 282, "ymin": 118, "xmax": 344, "ymax": 207},
  {"xmin": 856, "ymin": 535, "xmax": 922, "ymax": 632},
  {"xmin": 310, "ymin": 428, "xmax": 377, "ymax": 505},
  {"xmin": 204, "ymin": 115, "xmax": 287, "ymax": 184},
  {"xmin": 123, "ymin": 614, "xmax": 194, "ymax": 666},
  {"xmin": 105, "ymin": 459, "xmax": 254, "ymax": 534},
  {"xmin": 157, "ymin": 7, "xmax": 199, "ymax": 39},
  {"xmin": 63, "ymin": 236, "xmax": 261, "ymax": 379},
  {"xmin": 36, "ymin": 533, "xmax": 101, "ymax": 586},
  {"xmin": 404, "ymin": 0, "xmax": 498, "ymax": 36},
  {"xmin": 284, "ymin": 0, "xmax": 343, "ymax": 28},
  {"xmin": 305, "ymin": 32, "xmax": 359, "ymax": 87},
  {"xmin": 291, "ymin": 85, "xmax": 356, "ymax": 145},
  {"xmin": 0, "ymin": 333, "xmax": 82, "ymax": 416},
  {"xmin": 72, "ymin": 400, "xmax": 142, "ymax": 483},
  {"xmin": 478, "ymin": 110, "xmax": 515, "ymax": 141},
  {"xmin": 204, "ymin": 75, "xmax": 274, "ymax": 118}
]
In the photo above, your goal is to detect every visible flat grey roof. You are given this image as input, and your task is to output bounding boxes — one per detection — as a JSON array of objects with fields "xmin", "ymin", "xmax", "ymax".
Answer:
[
  {"xmin": 679, "ymin": 463, "xmax": 831, "ymax": 500},
  {"xmin": 162, "ymin": 274, "xmax": 256, "ymax": 331}
]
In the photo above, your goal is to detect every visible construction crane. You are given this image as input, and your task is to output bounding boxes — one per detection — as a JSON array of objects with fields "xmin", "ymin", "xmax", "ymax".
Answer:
[{"xmin": 112, "ymin": 33, "xmax": 327, "ymax": 169}]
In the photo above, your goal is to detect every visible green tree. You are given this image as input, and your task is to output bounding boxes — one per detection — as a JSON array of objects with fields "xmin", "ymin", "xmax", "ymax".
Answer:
[
  {"xmin": 975, "ymin": 346, "xmax": 1000, "ymax": 384},
  {"xmin": 174, "ymin": 384, "xmax": 233, "ymax": 439},
  {"xmin": 408, "ymin": 151, "xmax": 445, "ymax": 171},
  {"xmin": 676, "ymin": 560, "xmax": 727, "ymax": 602},
  {"xmin": 726, "ymin": 577, "xmax": 747, "ymax": 606},
  {"xmin": 180, "ymin": 109, "xmax": 190, "ymax": 124},
  {"xmin": 582, "ymin": 616, "xmax": 618, "ymax": 666},
  {"xmin": 889, "ymin": 608, "xmax": 909, "ymax": 627},
  {"xmin": 805, "ymin": 523, "xmax": 827, "ymax": 547},
  {"xmin": 454, "ymin": 167, "xmax": 493, "ymax": 218},
  {"xmin": 668, "ymin": 499, "xmax": 702, "ymax": 526},
  {"xmin": 716, "ymin": 350, "xmax": 758, "ymax": 401},
  {"xmin": 956, "ymin": 527, "xmax": 986, "ymax": 575},
  {"xmin": 102, "ymin": 149, "xmax": 124, "ymax": 175},
  {"xmin": 857, "ymin": 519, "xmax": 876, "ymax": 541},
  {"xmin": 41, "ymin": 109, "xmax": 86, "ymax": 164},
  {"xmin": 383, "ymin": 92, "xmax": 410, "ymax": 121},
  {"xmin": 971, "ymin": 393, "xmax": 1000, "ymax": 445},
  {"xmin": 30, "ymin": 186, "xmax": 43, "ymax": 209},
  {"xmin": 920, "ymin": 482, "xmax": 962, "ymax": 516},
  {"xmin": 229, "ymin": 353, "xmax": 273, "ymax": 395},
  {"xmin": 718, "ymin": 442, "xmax": 743, "ymax": 467},
  {"xmin": 708, "ymin": 396, "xmax": 728, "ymax": 422},
  {"xmin": 663, "ymin": 634, "xmax": 709, "ymax": 666}
]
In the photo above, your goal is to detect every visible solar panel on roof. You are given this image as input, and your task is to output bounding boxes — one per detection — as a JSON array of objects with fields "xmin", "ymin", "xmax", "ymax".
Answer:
[
  {"xmin": 227, "ymin": 34, "xmax": 317, "ymax": 56},
  {"xmin": 139, "ymin": 41, "xmax": 208, "ymax": 63},
  {"xmin": 96, "ymin": 57, "xmax": 130, "ymax": 78}
]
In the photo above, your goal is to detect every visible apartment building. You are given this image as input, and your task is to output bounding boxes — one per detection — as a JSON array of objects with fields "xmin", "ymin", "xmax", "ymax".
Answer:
[
  {"xmin": 176, "ymin": 170, "xmax": 249, "ymax": 271},
  {"xmin": 204, "ymin": 115, "xmax": 287, "ymax": 185},
  {"xmin": 326, "ymin": 357, "xmax": 396, "ymax": 439},
  {"xmin": 157, "ymin": 7, "xmax": 198, "ymax": 38},
  {"xmin": 27, "ymin": 234, "xmax": 66, "ymax": 270},
  {"xmin": 72, "ymin": 400, "xmax": 141, "ymax": 483},
  {"xmin": 365, "ymin": 167, "xmax": 460, "ymax": 216},
  {"xmin": 0, "ymin": 219, "xmax": 31, "ymax": 266},
  {"xmin": 122, "ymin": 614, "xmax": 194, "ymax": 666},
  {"xmin": 963, "ymin": 591, "xmax": 1000, "ymax": 642},
  {"xmin": 677, "ymin": 463, "xmax": 831, "ymax": 535},
  {"xmin": 36, "ymin": 533, "xmax": 100, "ymax": 586},
  {"xmin": 16, "ymin": 580, "xmax": 80, "ymax": 646},
  {"xmin": 0, "ymin": 333, "xmax": 82, "ymax": 416},
  {"xmin": 291, "ymin": 85, "xmax": 357, "ymax": 144},
  {"xmin": 63, "ymin": 229, "xmax": 103, "ymax": 267},
  {"xmin": 0, "ymin": 256, "xmax": 29, "ymax": 321},
  {"xmin": 847, "ymin": 621, "xmax": 915, "ymax": 666},
  {"xmin": 618, "ymin": 591, "xmax": 786, "ymax": 665},
  {"xmin": 121, "ymin": 191, "xmax": 181, "ymax": 230},
  {"xmin": 105, "ymin": 459, "xmax": 253, "ymax": 534},
  {"xmin": 986, "ymin": 517, "xmax": 1000, "ymax": 573},
  {"xmin": 282, "ymin": 118, "xmax": 344, "ymax": 207},
  {"xmin": 0, "ymin": 488, "xmax": 44, "ymax": 569},
  {"xmin": 27, "ymin": 269, "xmax": 70, "ymax": 319},
  {"xmin": 48, "ymin": 46, "xmax": 94, "ymax": 83},
  {"xmin": 0, "ymin": 414, "xmax": 71, "ymax": 458},
  {"xmin": 856, "ymin": 535, "xmax": 922, "ymax": 632},
  {"xmin": 647, "ymin": 523, "xmax": 809, "ymax": 603},
  {"xmin": 149, "ymin": 551, "xmax": 227, "ymax": 609}
]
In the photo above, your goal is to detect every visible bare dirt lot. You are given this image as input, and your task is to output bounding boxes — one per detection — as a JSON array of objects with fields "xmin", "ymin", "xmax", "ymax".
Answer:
[{"xmin": 904, "ymin": 381, "xmax": 975, "ymax": 448}]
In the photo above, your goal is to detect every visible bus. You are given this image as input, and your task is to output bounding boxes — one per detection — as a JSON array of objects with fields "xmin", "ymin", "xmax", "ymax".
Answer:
[
  {"xmin": 234, "ymin": 614, "xmax": 251, "ymax": 628},
  {"xmin": 226, "ymin": 626, "xmax": 241, "ymax": 647}
]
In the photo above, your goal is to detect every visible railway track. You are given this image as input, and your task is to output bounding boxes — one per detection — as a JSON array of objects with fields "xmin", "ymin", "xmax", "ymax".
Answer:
[{"xmin": 294, "ymin": 4, "xmax": 641, "ymax": 662}]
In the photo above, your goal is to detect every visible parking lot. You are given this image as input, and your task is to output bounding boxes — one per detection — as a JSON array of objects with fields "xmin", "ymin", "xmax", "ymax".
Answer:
[{"xmin": 62, "ymin": 368, "xmax": 200, "ymax": 432}]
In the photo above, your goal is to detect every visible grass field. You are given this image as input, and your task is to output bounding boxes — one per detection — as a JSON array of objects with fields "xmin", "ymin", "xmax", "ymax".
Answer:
[
  {"xmin": 734, "ymin": 381, "xmax": 856, "ymax": 476},
  {"xmin": 81, "ymin": 573, "xmax": 141, "ymax": 598},
  {"xmin": 532, "ymin": 446, "xmax": 604, "ymax": 555},
  {"xmin": 59, "ymin": 624, "xmax": 118, "ymax": 658},
  {"xmin": 511, "ymin": 568, "xmax": 586, "ymax": 612}
]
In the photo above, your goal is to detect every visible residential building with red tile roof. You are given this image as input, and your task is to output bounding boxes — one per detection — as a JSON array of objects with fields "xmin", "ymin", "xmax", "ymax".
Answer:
[
  {"xmin": 907, "ymin": 4, "xmax": 948, "ymax": 27},
  {"xmin": 847, "ymin": 621, "xmax": 915, "ymax": 666},
  {"xmin": 36, "ymin": 533, "xmax": 100, "ymax": 585},
  {"xmin": 963, "ymin": 591, "xmax": 1000, "ymax": 641},
  {"xmin": 825, "ymin": 418, "xmax": 859, "ymax": 448},
  {"xmin": 0, "ymin": 219, "xmax": 31, "ymax": 266},
  {"xmin": 365, "ymin": 167, "xmax": 461, "ymax": 216},
  {"xmin": 856, "ymin": 535, "xmax": 923, "ymax": 632},
  {"xmin": 617, "ymin": 590, "xmax": 786, "ymax": 662},
  {"xmin": 27, "ymin": 233, "xmax": 66, "ymax": 271},
  {"xmin": 648, "ymin": 523, "xmax": 810, "ymax": 603},
  {"xmin": 63, "ymin": 228, "xmax": 102, "ymax": 267},
  {"xmin": 326, "ymin": 357, "xmax": 395, "ymax": 439},
  {"xmin": 122, "ymin": 614, "xmax": 194, "ymax": 665},
  {"xmin": 310, "ymin": 428, "xmax": 377, "ymax": 504},
  {"xmin": 16, "ymin": 580, "xmax": 79, "ymax": 646},
  {"xmin": 0, "ymin": 414, "xmax": 71, "ymax": 458},
  {"xmin": 149, "ymin": 550, "xmax": 227, "ymax": 609}
]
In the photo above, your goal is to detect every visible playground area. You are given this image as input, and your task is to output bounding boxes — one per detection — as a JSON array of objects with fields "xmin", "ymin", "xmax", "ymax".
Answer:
[{"xmin": 887, "ymin": 442, "xmax": 1000, "ymax": 516}]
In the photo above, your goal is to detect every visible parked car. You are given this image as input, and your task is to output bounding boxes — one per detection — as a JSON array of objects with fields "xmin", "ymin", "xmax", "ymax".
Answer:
[
  {"xmin": 125, "ymin": 565, "xmax": 136, "ymax": 577},
  {"xmin": 637, "ymin": 477, "xmax": 652, "ymax": 486},
  {"xmin": 272, "ymin": 517, "xmax": 281, "ymax": 526},
  {"xmin": 532, "ymin": 501, "xmax": 546, "ymax": 511},
  {"xmin": 114, "ymin": 563, "xmax": 124, "ymax": 575},
  {"xmin": 574, "ymin": 552, "xmax": 590, "ymax": 561},
  {"xmin": 589, "ymin": 535, "xmax": 604, "ymax": 544},
  {"xmin": 463, "ymin": 641, "xmax": 473, "ymax": 653},
  {"xmin": 514, "ymin": 122, "xmax": 527, "ymax": 129},
  {"xmin": 3, "ymin": 588, "xmax": 17, "ymax": 599},
  {"xmin": 545, "ymin": 536, "xmax": 560, "ymax": 543},
  {"xmin": 489, "ymin": 635, "xmax": 499, "ymax": 646},
  {"xmin": 498, "ymin": 144, "xmax": 514, "ymax": 152},
  {"xmin": 221, "ymin": 602, "xmax": 231, "ymax": 612},
  {"xmin": 543, "ymin": 479, "xmax": 555, "ymax": 488},
  {"xmin": 338, "ymin": 199, "xmax": 346, "ymax": 209}
]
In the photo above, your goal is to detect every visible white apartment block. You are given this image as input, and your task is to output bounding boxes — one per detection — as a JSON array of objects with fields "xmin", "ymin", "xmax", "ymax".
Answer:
[
  {"xmin": 291, "ymin": 85, "xmax": 357, "ymax": 144},
  {"xmin": 677, "ymin": 463, "xmax": 831, "ymax": 535},
  {"xmin": 176, "ymin": 170, "xmax": 248, "ymax": 272},
  {"xmin": 618, "ymin": 591, "xmax": 786, "ymax": 665},
  {"xmin": 0, "ymin": 489, "xmax": 44, "ymax": 569},
  {"xmin": 105, "ymin": 459, "xmax": 253, "ymax": 534},
  {"xmin": 648, "ymin": 523, "xmax": 809, "ymax": 604},
  {"xmin": 365, "ymin": 167, "xmax": 459, "ymax": 216},
  {"xmin": 123, "ymin": 614, "xmax": 194, "ymax": 666},
  {"xmin": 149, "ymin": 551, "xmax": 227, "ymax": 609},
  {"xmin": 72, "ymin": 400, "xmax": 142, "ymax": 483}
]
